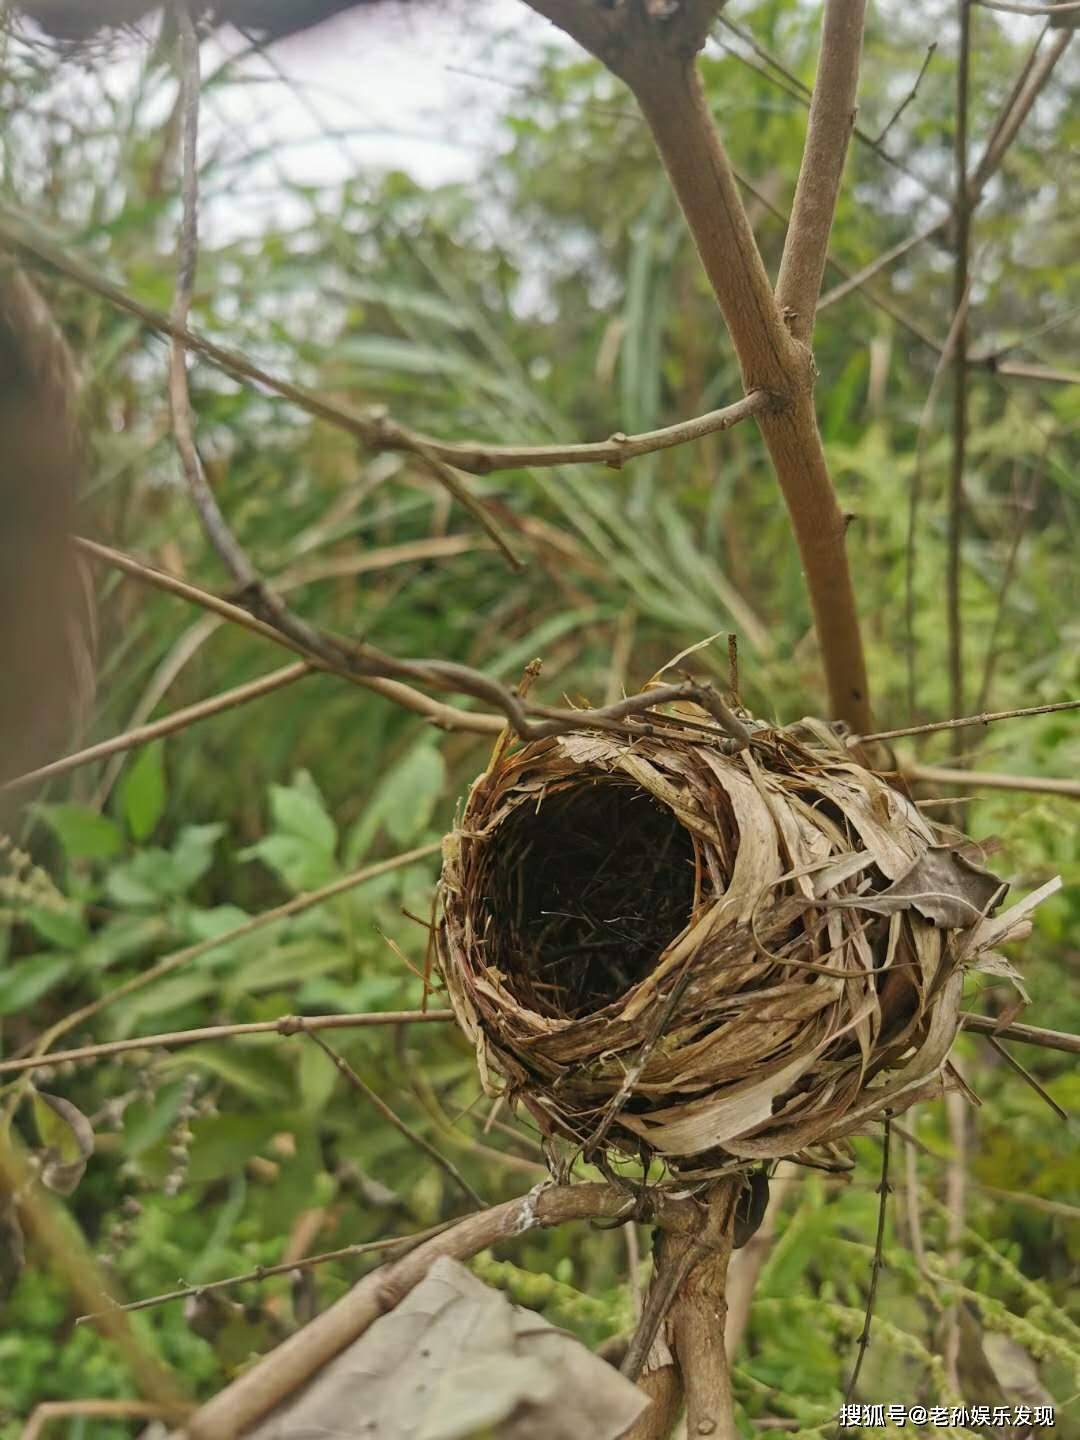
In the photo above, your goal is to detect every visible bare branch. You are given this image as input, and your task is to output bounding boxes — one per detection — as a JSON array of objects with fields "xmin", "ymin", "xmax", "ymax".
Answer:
[
  {"xmin": 718, "ymin": 13, "xmax": 948, "ymax": 205},
  {"xmin": 907, "ymin": 280, "xmax": 973, "ymax": 714},
  {"xmin": 0, "ymin": 1010, "xmax": 455, "ymax": 1078},
  {"xmin": 76, "ymin": 1218, "xmax": 467, "ymax": 1321},
  {"xmin": 874, "ymin": 43, "xmax": 937, "ymax": 146},
  {"xmin": 843, "ymin": 1120, "xmax": 891, "ymax": 1406},
  {"xmin": 975, "ymin": 0, "xmax": 1080, "ymax": 14},
  {"xmin": 853, "ymin": 697, "xmax": 1080, "ymax": 742},
  {"xmin": 961, "ymin": 1013, "xmax": 1080, "ymax": 1057},
  {"xmin": 75, "ymin": 538, "xmax": 506, "ymax": 736},
  {"xmin": 817, "ymin": 219, "xmax": 943, "ymax": 314},
  {"xmin": 182, "ymin": 1182, "xmax": 677, "ymax": 1440},
  {"xmin": 905, "ymin": 762, "xmax": 1080, "ymax": 799},
  {"xmin": 991, "ymin": 359, "xmax": 1080, "ymax": 385},
  {"xmin": 985, "ymin": 1035, "xmax": 1069, "ymax": 1120},
  {"xmin": 2, "ymin": 662, "xmax": 311, "ymax": 792},
  {"xmin": 947, "ymin": 0, "xmax": 974, "ymax": 763},
  {"xmin": 75, "ymin": 537, "xmax": 753, "ymax": 746},
  {"xmin": 305, "ymin": 1031, "xmax": 484, "ymax": 1208},
  {"xmin": 16, "ymin": 843, "xmax": 443, "ymax": 1070},
  {"xmin": 775, "ymin": 0, "xmax": 869, "ymax": 344},
  {"xmin": 0, "ymin": 207, "xmax": 762, "ymax": 478},
  {"xmin": 525, "ymin": 3, "xmax": 870, "ymax": 729},
  {"xmin": 384, "ymin": 390, "xmax": 771, "ymax": 474}
]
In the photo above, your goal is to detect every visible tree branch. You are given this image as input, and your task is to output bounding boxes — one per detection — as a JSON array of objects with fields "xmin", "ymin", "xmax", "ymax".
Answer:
[
  {"xmin": 0, "ymin": 207, "xmax": 763, "ymax": 478},
  {"xmin": 181, "ymin": 1182, "xmax": 685, "ymax": 1440},
  {"xmin": 1, "ymin": 662, "xmax": 312, "ymax": 792},
  {"xmin": 75, "ymin": 537, "xmax": 753, "ymax": 746},
  {"xmin": 905, "ymin": 762, "xmax": 1080, "ymax": 799},
  {"xmin": 948, "ymin": 0, "xmax": 973, "ymax": 761},
  {"xmin": 13, "ymin": 844, "xmax": 444, "ymax": 1072},
  {"xmin": 0, "ymin": 1011, "xmax": 455, "ymax": 1079},
  {"xmin": 960, "ymin": 1013, "xmax": 1080, "ymax": 1056},
  {"xmin": 852, "ymin": 696, "xmax": 1080, "ymax": 743},
  {"xmin": 522, "ymin": 1, "xmax": 871, "ymax": 730},
  {"xmin": 775, "ymin": 0, "xmax": 868, "ymax": 344}
]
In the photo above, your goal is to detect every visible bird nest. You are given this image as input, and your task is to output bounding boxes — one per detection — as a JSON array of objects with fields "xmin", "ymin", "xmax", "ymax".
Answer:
[{"xmin": 437, "ymin": 709, "xmax": 1041, "ymax": 1181}]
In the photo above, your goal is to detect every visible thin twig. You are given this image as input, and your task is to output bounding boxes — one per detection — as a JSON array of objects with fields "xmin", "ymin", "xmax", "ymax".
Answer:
[
  {"xmin": 942, "ymin": 1085, "xmax": 967, "ymax": 1393},
  {"xmin": 874, "ymin": 43, "xmax": 938, "ymax": 146},
  {"xmin": 993, "ymin": 359, "xmax": 1080, "ymax": 385},
  {"xmin": 817, "ymin": 219, "xmax": 943, "ymax": 313},
  {"xmin": 304, "ymin": 1031, "xmax": 484, "ymax": 1208},
  {"xmin": 975, "ymin": 0, "xmax": 1080, "ymax": 13},
  {"xmin": 75, "ymin": 537, "xmax": 505, "ymax": 736},
  {"xmin": 717, "ymin": 13, "xmax": 943, "ymax": 202},
  {"xmin": 2, "ymin": 662, "xmax": 311, "ymax": 792},
  {"xmin": 0, "ymin": 209, "xmax": 765, "ymax": 478},
  {"xmin": 976, "ymin": 468, "xmax": 1041, "ymax": 712},
  {"xmin": 948, "ymin": 0, "xmax": 973, "ymax": 764},
  {"xmin": 75, "ymin": 1217, "xmax": 465, "ymax": 1322},
  {"xmin": 0, "ymin": 1009, "xmax": 455, "ymax": 1078},
  {"xmin": 853, "ymin": 697, "xmax": 1080, "ymax": 743},
  {"xmin": 960, "ymin": 1012, "xmax": 1080, "ymax": 1057},
  {"xmin": 905, "ymin": 763, "xmax": 1080, "ymax": 799},
  {"xmin": 7, "ymin": 843, "xmax": 443, "ymax": 1073},
  {"xmin": 985, "ymin": 1035, "xmax": 1068, "ymax": 1120},
  {"xmin": 905, "ymin": 280, "xmax": 972, "ymax": 715},
  {"xmin": 843, "ymin": 1119, "xmax": 891, "ymax": 1407}
]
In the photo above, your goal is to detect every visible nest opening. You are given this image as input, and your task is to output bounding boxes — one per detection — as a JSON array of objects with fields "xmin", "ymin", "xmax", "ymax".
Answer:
[{"xmin": 487, "ymin": 780, "xmax": 696, "ymax": 1020}]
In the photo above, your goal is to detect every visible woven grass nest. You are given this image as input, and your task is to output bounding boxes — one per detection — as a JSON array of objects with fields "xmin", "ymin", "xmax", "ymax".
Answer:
[{"xmin": 437, "ymin": 706, "xmax": 1040, "ymax": 1181}]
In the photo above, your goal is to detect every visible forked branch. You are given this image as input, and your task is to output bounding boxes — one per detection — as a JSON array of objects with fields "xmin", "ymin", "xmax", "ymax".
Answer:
[{"xmin": 524, "ymin": 0, "xmax": 871, "ymax": 731}]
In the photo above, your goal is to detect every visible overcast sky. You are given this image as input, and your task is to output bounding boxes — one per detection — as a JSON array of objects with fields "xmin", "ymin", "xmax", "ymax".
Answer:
[{"xmin": 200, "ymin": 0, "xmax": 562, "ymax": 223}]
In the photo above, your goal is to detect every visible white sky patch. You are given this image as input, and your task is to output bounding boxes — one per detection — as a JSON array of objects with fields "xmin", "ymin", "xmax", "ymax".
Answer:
[{"xmin": 196, "ymin": 0, "xmax": 565, "ymax": 236}]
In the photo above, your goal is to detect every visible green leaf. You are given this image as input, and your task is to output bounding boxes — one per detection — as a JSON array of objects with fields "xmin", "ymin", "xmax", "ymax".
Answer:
[
  {"xmin": 30, "ymin": 1091, "xmax": 95, "ymax": 1195},
  {"xmin": 35, "ymin": 805, "xmax": 122, "ymax": 862},
  {"xmin": 82, "ymin": 915, "xmax": 166, "ymax": 972},
  {"xmin": 269, "ymin": 773, "xmax": 337, "ymax": 854},
  {"xmin": 299, "ymin": 1042, "xmax": 337, "ymax": 1113},
  {"xmin": 241, "ymin": 834, "xmax": 338, "ymax": 892},
  {"xmin": 168, "ymin": 824, "xmax": 226, "ymax": 893},
  {"xmin": 26, "ymin": 905, "xmax": 88, "ymax": 951},
  {"xmin": 229, "ymin": 938, "xmax": 351, "ymax": 994},
  {"xmin": 163, "ymin": 1043, "xmax": 294, "ymax": 1104},
  {"xmin": 0, "ymin": 955, "xmax": 72, "ymax": 1016},
  {"xmin": 105, "ymin": 825, "xmax": 225, "ymax": 907},
  {"xmin": 345, "ymin": 740, "xmax": 445, "ymax": 862},
  {"xmin": 186, "ymin": 1113, "xmax": 283, "ymax": 1185},
  {"xmin": 120, "ymin": 741, "xmax": 167, "ymax": 842},
  {"xmin": 383, "ymin": 744, "xmax": 445, "ymax": 846}
]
